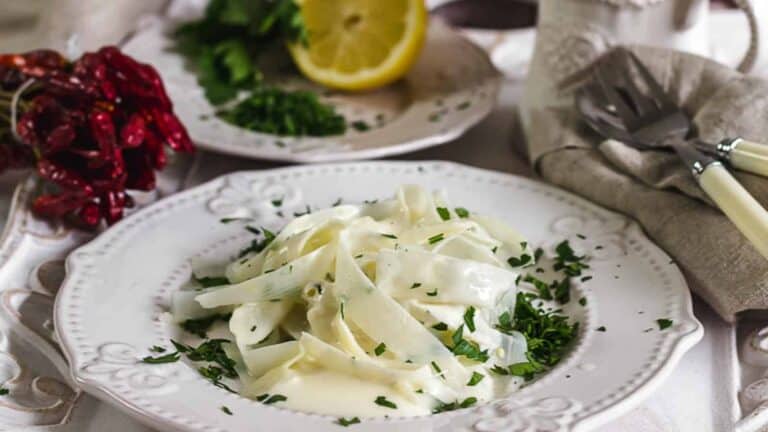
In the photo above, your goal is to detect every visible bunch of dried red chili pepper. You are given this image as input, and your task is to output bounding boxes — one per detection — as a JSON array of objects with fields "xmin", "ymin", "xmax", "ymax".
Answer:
[{"xmin": 0, "ymin": 47, "xmax": 193, "ymax": 227}]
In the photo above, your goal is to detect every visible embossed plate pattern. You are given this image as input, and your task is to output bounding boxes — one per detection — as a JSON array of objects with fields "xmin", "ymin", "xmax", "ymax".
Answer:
[{"xmin": 54, "ymin": 161, "xmax": 702, "ymax": 432}]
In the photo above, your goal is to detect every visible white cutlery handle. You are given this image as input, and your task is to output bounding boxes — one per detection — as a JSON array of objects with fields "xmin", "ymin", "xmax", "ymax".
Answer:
[
  {"xmin": 698, "ymin": 162, "xmax": 768, "ymax": 259},
  {"xmin": 719, "ymin": 138, "xmax": 768, "ymax": 177}
]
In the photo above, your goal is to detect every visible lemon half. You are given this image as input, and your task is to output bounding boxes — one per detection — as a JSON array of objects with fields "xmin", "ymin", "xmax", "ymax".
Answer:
[{"xmin": 289, "ymin": 0, "xmax": 428, "ymax": 91}]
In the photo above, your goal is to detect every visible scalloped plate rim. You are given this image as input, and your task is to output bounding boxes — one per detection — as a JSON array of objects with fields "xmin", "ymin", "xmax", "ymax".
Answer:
[{"xmin": 54, "ymin": 160, "xmax": 703, "ymax": 432}]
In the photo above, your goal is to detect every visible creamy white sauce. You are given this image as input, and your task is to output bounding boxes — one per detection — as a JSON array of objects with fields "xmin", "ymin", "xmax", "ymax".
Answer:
[{"xmin": 174, "ymin": 185, "xmax": 535, "ymax": 417}]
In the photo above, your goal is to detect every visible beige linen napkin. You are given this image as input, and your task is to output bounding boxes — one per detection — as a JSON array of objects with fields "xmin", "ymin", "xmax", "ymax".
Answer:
[{"xmin": 527, "ymin": 46, "xmax": 768, "ymax": 322}]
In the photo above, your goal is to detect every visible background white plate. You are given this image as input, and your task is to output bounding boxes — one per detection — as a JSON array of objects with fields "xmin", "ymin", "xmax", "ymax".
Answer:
[
  {"xmin": 122, "ymin": 11, "xmax": 501, "ymax": 163},
  {"xmin": 55, "ymin": 161, "xmax": 702, "ymax": 432}
]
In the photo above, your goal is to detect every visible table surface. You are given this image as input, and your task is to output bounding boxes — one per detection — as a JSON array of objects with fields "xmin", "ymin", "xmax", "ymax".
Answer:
[{"xmin": 0, "ymin": 7, "xmax": 760, "ymax": 432}]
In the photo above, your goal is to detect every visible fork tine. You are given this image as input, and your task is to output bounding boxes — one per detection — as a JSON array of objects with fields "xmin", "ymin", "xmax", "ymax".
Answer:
[
  {"xmin": 607, "ymin": 50, "xmax": 659, "ymax": 115},
  {"xmin": 580, "ymin": 83, "xmax": 626, "ymax": 128},
  {"xmin": 624, "ymin": 49, "xmax": 676, "ymax": 108},
  {"xmin": 575, "ymin": 86, "xmax": 637, "ymax": 143},
  {"xmin": 594, "ymin": 65, "xmax": 641, "ymax": 129}
]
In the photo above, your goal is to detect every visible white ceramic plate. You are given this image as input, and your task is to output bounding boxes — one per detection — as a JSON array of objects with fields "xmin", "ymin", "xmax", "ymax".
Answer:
[
  {"xmin": 55, "ymin": 161, "xmax": 702, "ymax": 432},
  {"xmin": 121, "ymin": 13, "xmax": 501, "ymax": 163}
]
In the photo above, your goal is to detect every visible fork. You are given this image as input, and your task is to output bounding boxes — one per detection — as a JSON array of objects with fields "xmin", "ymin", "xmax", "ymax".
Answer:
[{"xmin": 575, "ymin": 48, "xmax": 768, "ymax": 259}]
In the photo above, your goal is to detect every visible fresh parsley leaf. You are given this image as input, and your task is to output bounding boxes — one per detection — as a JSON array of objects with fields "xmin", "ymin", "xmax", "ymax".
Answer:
[
  {"xmin": 431, "ymin": 322, "xmax": 448, "ymax": 331},
  {"xmin": 350, "ymin": 120, "xmax": 370, "ymax": 131},
  {"xmin": 337, "ymin": 417, "xmax": 361, "ymax": 426},
  {"xmin": 428, "ymin": 233, "xmax": 445, "ymax": 244},
  {"xmin": 193, "ymin": 274, "xmax": 230, "ymax": 288},
  {"xmin": 181, "ymin": 314, "xmax": 231, "ymax": 338},
  {"xmin": 432, "ymin": 397, "xmax": 478, "ymax": 413},
  {"xmin": 656, "ymin": 319, "xmax": 673, "ymax": 330},
  {"xmin": 554, "ymin": 240, "xmax": 590, "ymax": 276},
  {"xmin": 374, "ymin": 343, "xmax": 387, "ymax": 356},
  {"xmin": 463, "ymin": 306, "xmax": 477, "ymax": 332},
  {"xmin": 467, "ymin": 371, "xmax": 484, "ymax": 386},
  {"xmin": 436, "ymin": 207, "xmax": 451, "ymax": 221},
  {"xmin": 553, "ymin": 277, "xmax": 571, "ymax": 304},
  {"xmin": 263, "ymin": 394, "xmax": 287, "ymax": 404},
  {"xmin": 141, "ymin": 352, "xmax": 181, "ymax": 364},
  {"xmin": 508, "ymin": 361, "xmax": 544, "ymax": 381},
  {"xmin": 374, "ymin": 396, "xmax": 397, "ymax": 409},
  {"xmin": 507, "ymin": 254, "xmax": 532, "ymax": 267}
]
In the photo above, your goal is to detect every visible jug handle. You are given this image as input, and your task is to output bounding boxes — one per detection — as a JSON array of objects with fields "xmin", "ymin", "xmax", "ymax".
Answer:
[{"xmin": 734, "ymin": 0, "xmax": 766, "ymax": 74}]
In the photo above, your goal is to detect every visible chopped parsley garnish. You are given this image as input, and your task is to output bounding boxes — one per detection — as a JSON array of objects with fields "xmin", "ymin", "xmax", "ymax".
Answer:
[
  {"xmin": 221, "ymin": 406, "xmax": 233, "ymax": 415},
  {"xmin": 141, "ymin": 351, "xmax": 181, "ymax": 364},
  {"xmin": 332, "ymin": 198, "xmax": 343, "ymax": 206},
  {"xmin": 436, "ymin": 207, "xmax": 451, "ymax": 221},
  {"xmin": 455, "ymin": 207, "xmax": 470, "ymax": 218},
  {"xmin": 432, "ymin": 397, "xmax": 478, "ymax": 413},
  {"xmin": 496, "ymin": 292, "xmax": 578, "ymax": 370},
  {"xmin": 431, "ymin": 322, "xmax": 448, "ymax": 331},
  {"xmin": 431, "ymin": 361, "xmax": 443, "ymax": 375},
  {"xmin": 181, "ymin": 313, "xmax": 231, "ymax": 338},
  {"xmin": 553, "ymin": 277, "xmax": 571, "ymax": 304},
  {"xmin": 507, "ymin": 254, "xmax": 532, "ymax": 267},
  {"xmin": 374, "ymin": 343, "xmax": 387, "ymax": 356},
  {"xmin": 271, "ymin": 197, "xmax": 283, "ymax": 207},
  {"xmin": 0, "ymin": 388, "xmax": 8, "ymax": 396},
  {"xmin": 456, "ymin": 101, "xmax": 471, "ymax": 111},
  {"xmin": 168, "ymin": 339, "xmax": 238, "ymax": 392},
  {"xmin": 239, "ymin": 227, "xmax": 276, "ymax": 257},
  {"xmin": 580, "ymin": 276, "xmax": 593, "ymax": 282},
  {"xmin": 340, "ymin": 302, "xmax": 345, "ymax": 319},
  {"xmin": 507, "ymin": 359, "xmax": 545, "ymax": 381},
  {"xmin": 447, "ymin": 325, "xmax": 489, "ymax": 363},
  {"xmin": 463, "ymin": 306, "xmax": 477, "ymax": 332},
  {"xmin": 351, "ymin": 120, "xmax": 370, "ymax": 132},
  {"xmin": 256, "ymin": 393, "xmax": 288, "ymax": 404},
  {"xmin": 428, "ymin": 233, "xmax": 445, "ymax": 244},
  {"xmin": 656, "ymin": 319, "xmax": 673, "ymax": 330},
  {"xmin": 337, "ymin": 417, "xmax": 361, "ymax": 426},
  {"xmin": 245, "ymin": 226, "xmax": 261, "ymax": 235},
  {"xmin": 576, "ymin": 234, "xmax": 586, "ymax": 239},
  {"xmin": 219, "ymin": 217, "xmax": 253, "ymax": 223},
  {"xmin": 490, "ymin": 365, "xmax": 510, "ymax": 375},
  {"xmin": 193, "ymin": 274, "xmax": 230, "ymax": 288},
  {"xmin": 554, "ymin": 240, "xmax": 589, "ymax": 276},
  {"xmin": 534, "ymin": 247, "xmax": 544, "ymax": 262},
  {"xmin": 467, "ymin": 371, "xmax": 485, "ymax": 386},
  {"xmin": 523, "ymin": 274, "xmax": 552, "ymax": 300},
  {"xmin": 381, "ymin": 233, "xmax": 398, "ymax": 239},
  {"xmin": 596, "ymin": 326, "xmax": 606, "ymax": 332},
  {"xmin": 426, "ymin": 289, "xmax": 438, "ymax": 297},
  {"xmin": 491, "ymin": 246, "xmax": 498, "ymax": 254},
  {"xmin": 149, "ymin": 345, "xmax": 166, "ymax": 353},
  {"xmin": 293, "ymin": 205, "xmax": 312, "ymax": 217},
  {"xmin": 374, "ymin": 396, "xmax": 397, "ymax": 409},
  {"xmin": 410, "ymin": 282, "xmax": 422, "ymax": 289},
  {"xmin": 325, "ymin": 272, "xmax": 335, "ymax": 282},
  {"xmin": 578, "ymin": 297, "xmax": 587, "ymax": 306}
]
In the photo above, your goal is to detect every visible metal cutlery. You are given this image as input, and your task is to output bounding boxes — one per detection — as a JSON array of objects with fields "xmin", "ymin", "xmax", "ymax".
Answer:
[{"xmin": 575, "ymin": 47, "xmax": 768, "ymax": 259}]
